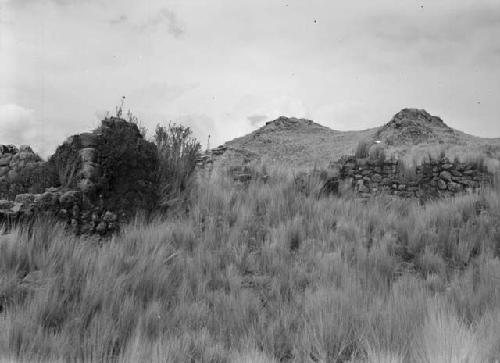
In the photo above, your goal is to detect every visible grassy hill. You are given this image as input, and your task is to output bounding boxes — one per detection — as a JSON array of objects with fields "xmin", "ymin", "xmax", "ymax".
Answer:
[{"xmin": 212, "ymin": 109, "xmax": 500, "ymax": 170}]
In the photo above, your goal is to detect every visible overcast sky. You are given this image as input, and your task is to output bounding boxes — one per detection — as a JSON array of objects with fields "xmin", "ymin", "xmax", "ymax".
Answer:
[{"xmin": 1, "ymin": 0, "xmax": 499, "ymax": 157}]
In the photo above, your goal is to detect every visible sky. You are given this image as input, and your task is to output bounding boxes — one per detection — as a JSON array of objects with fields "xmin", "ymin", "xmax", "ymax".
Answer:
[{"xmin": 1, "ymin": 0, "xmax": 500, "ymax": 157}]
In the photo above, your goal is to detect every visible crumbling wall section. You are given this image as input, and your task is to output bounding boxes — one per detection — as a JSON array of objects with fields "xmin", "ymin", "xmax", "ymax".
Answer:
[
  {"xmin": 0, "ymin": 117, "xmax": 158, "ymax": 235},
  {"xmin": 331, "ymin": 156, "xmax": 492, "ymax": 199}
]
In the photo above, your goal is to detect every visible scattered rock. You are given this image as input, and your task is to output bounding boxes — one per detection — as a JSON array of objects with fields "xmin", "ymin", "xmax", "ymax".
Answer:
[
  {"xmin": 439, "ymin": 171, "xmax": 453, "ymax": 182},
  {"xmin": 59, "ymin": 190, "xmax": 81, "ymax": 208},
  {"xmin": 96, "ymin": 221, "xmax": 107, "ymax": 235},
  {"xmin": 438, "ymin": 179, "xmax": 447, "ymax": 190}
]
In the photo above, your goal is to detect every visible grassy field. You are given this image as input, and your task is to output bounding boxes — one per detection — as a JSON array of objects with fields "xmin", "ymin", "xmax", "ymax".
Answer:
[{"xmin": 1, "ymin": 165, "xmax": 500, "ymax": 362}]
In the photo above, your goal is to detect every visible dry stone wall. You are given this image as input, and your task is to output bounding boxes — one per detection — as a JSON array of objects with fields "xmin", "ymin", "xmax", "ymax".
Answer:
[
  {"xmin": 331, "ymin": 155, "xmax": 493, "ymax": 199},
  {"xmin": 0, "ymin": 117, "xmax": 158, "ymax": 235},
  {"xmin": 0, "ymin": 145, "xmax": 47, "ymax": 199}
]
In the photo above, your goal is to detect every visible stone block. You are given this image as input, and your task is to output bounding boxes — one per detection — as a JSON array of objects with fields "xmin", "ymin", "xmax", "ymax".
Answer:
[
  {"xmin": 103, "ymin": 211, "xmax": 117, "ymax": 222},
  {"xmin": 0, "ymin": 166, "xmax": 9, "ymax": 177},
  {"xmin": 59, "ymin": 190, "xmax": 82, "ymax": 208},
  {"xmin": 7, "ymin": 170, "xmax": 18, "ymax": 182},
  {"xmin": 439, "ymin": 171, "xmax": 452, "ymax": 182},
  {"xmin": 78, "ymin": 133, "xmax": 99, "ymax": 148},
  {"xmin": 34, "ymin": 191, "xmax": 59, "ymax": 210},
  {"xmin": 0, "ymin": 156, "xmax": 11, "ymax": 166},
  {"xmin": 79, "ymin": 162, "xmax": 100, "ymax": 180},
  {"xmin": 96, "ymin": 221, "xmax": 107, "ymax": 235},
  {"xmin": 78, "ymin": 179, "xmax": 96, "ymax": 194},
  {"xmin": 79, "ymin": 148, "xmax": 97, "ymax": 163},
  {"xmin": 15, "ymin": 193, "xmax": 35, "ymax": 207},
  {"xmin": 358, "ymin": 183, "xmax": 369, "ymax": 193},
  {"xmin": 0, "ymin": 199, "xmax": 14, "ymax": 209},
  {"xmin": 448, "ymin": 182, "xmax": 462, "ymax": 192}
]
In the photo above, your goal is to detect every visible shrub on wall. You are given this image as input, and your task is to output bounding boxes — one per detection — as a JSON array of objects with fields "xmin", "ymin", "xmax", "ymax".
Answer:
[
  {"xmin": 355, "ymin": 139, "xmax": 371, "ymax": 159},
  {"xmin": 369, "ymin": 144, "xmax": 386, "ymax": 165},
  {"xmin": 154, "ymin": 123, "xmax": 201, "ymax": 207}
]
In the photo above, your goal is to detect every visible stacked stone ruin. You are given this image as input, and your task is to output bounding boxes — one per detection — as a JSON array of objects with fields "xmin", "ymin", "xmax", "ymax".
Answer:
[
  {"xmin": 0, "ymin": 145, "xmax": 45, "ymax": 199},
  {"xmin": 329, "ymin": 155, "xmax": 493, "ymax": 199},
  {"xmin": 0, "ymin": 117, "xmax": 158, "ymax": 235}
]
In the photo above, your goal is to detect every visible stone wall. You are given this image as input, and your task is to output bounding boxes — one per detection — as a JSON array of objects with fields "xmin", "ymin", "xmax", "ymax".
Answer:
[
  {"xmin": 331, "ymin": 155, "xmax": 493, "ymax": 199},
  {"xmin": 0, "ymin": 117, "xmax": 158, "ymax": 235},
  {"xmin": 0, "ymin": 145, "xmax": 48, "ymax": 200}
]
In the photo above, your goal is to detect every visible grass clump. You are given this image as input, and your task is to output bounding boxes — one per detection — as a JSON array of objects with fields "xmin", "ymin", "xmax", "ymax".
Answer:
[
  {"xmin": 355, "ymin": 139, "xmax": 372, "ymax": 159},
  {"xmin": 154, "ymin": 123, "xmax": 201, "ymax": 208}
]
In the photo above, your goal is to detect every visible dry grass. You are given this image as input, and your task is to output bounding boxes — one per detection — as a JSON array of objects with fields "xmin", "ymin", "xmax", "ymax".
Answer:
[{"xmin": 1, "ymin": 165, "xmax": 500, "ymax": 362}]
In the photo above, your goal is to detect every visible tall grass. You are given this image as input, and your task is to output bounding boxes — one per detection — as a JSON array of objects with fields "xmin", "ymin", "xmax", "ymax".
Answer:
[{"xmin": 1, "ymin": 165, "xmax": 500, "ymax": 362}]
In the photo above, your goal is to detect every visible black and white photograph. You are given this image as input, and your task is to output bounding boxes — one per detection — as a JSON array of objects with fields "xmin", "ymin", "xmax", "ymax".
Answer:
[{"xmin": 1, "ymin": 0, "xmax": 500, "ymax": 361}]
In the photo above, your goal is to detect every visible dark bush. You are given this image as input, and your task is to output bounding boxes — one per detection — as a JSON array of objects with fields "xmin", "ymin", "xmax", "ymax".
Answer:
[{"xmin": 95, "ymin": 118, "xmax": 159, "ymax": 215}]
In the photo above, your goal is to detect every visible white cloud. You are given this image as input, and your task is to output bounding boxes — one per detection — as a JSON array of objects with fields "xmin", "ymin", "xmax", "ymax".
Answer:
[
  {"xmin": 0, "ymin": 104, "xmax": 53, "ymax": 157},
  {"xmin": 1, "ymin": 0, "xmax": 499, "ymax": 153}
]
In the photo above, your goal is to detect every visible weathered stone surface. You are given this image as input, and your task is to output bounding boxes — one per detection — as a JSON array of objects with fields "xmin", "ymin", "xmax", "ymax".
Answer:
[
  {"xmin": 358, "ymin": 182, "xmax": 369, "ymax": 193},
  {"xmin": 0, "ymin": 199, "xmax": 13, "ymax": 209},
  {"xmin": 0, "ymin": 166, "xmax": 9, "ymax": 177},
  {"xmin": 79, "ymin": 148, "xmax": 97, "ymax": 163},
  {"xmin": 448, "ymin": 182, "xmax": 462, "ymax": 192},
  {"xmin": 78, "ymin": 133, "xmax": 99, "ymax": 148},
  {"xmin": 103, "ymin": 211, "xmax": 117, "ymax": 222},
  {"xmin": 7, "ymin": 170, "xmax": 18, "ymax": 182},
  {"xmin": 439, "ymin": 171, "xmax": 453, "ymax": 182},
  {"xmin": 0, "ymin": 156, "xmax": 11, "ymax": 167},
  {"xmin": 77, "ymin": 179, "xmax": 96, "ymax": 194},
  {"xmin": 15, "ymin": 193, "xmax": 35, "ymax": 206},
  {"xmin": 96, "ymin": 221, "xmax": 107, "ymax": 235},
  {"xmin": 438, "ymin": 179, "xmax": 447, "ymax": 190},
  {"xmin": 59, "ymin": 190, "xmax": 81, "ymax": 207},
  {"xmin": 79, "ymin": 162, "xmax": 100, "ymax": 180},
  {"xmin": 34, "ymin": 192, "xmax": 59, "ymax": 209},
  {"xmin": 330, "ymin": 155, "xmax": 492, "ymax": 199}
]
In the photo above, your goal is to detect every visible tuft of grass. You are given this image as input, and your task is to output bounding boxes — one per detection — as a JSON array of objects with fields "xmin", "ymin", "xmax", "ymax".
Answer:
[{"xmin": 355, "ymin": 139, "xmax": 372, "ymax": 159}]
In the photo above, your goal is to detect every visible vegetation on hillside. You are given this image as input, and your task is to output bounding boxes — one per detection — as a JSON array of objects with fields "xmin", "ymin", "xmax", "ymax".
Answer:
[
  {"xmin": 1, "ymin": 163, "xmax": 500, "ymax": 362},
  {"xmin": 154, "ymin": 123, "xmax": 201, "ymax": 208}
]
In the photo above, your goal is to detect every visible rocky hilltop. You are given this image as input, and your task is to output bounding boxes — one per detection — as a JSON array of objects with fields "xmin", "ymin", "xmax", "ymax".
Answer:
[
  {"xmin": 201, "ymin": 108, "xmax": 500, "ymax": 169},
  {"xmin": 376, "ymin": 108, "xmax": 458, "ymax": 145}
]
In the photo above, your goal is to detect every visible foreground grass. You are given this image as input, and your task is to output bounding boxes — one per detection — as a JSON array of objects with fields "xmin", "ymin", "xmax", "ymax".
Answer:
[{"xmin": 1, "ymin": 167, "xmax": 500, "ymax": 362}]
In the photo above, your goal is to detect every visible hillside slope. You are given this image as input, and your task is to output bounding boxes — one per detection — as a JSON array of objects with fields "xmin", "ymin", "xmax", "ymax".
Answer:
[{"xmin": 210, "ymin": 109, "xmax": 500, "ymax": 169}]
